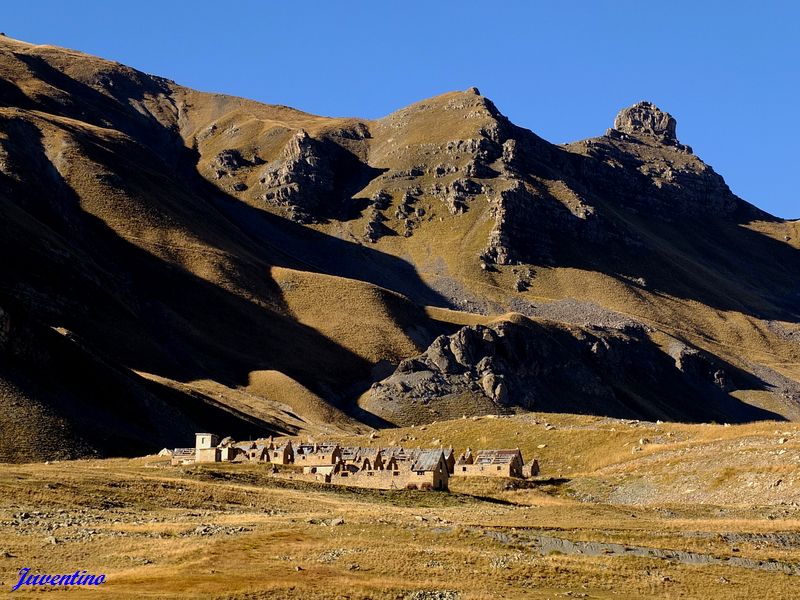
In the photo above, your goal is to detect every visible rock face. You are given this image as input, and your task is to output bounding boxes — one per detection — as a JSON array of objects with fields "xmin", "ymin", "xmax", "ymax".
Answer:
[
  {"xmin": 260, "ymin": 130, "xmax": 338, "ymax": 223},
  {"xmin": 613, "ymin": 101, "xmax": 678, "ymax": 142},
  {"xmin": 259, "ymin": 128, "xmax": 377, "ymax": 223},
  {"xmin": 363, "ymin": 316, "xmax": 771, "ymax": 426}
]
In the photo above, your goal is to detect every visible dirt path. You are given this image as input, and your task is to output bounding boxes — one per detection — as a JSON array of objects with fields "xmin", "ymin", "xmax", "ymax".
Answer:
[{"xmin": 483, "ymin": 529, "xmax": 800, "ymax": 575}]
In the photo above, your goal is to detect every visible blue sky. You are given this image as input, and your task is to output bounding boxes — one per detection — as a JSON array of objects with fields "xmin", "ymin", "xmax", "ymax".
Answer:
[{"xmin": 3, "ymin": 1, "xmax": 798, "ymax": 218}]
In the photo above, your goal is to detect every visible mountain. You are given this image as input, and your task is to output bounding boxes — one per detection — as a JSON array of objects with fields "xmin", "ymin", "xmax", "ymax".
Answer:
[{"xmin": 1, "ymin": 35, "xmax": 799, "ymax": 460}]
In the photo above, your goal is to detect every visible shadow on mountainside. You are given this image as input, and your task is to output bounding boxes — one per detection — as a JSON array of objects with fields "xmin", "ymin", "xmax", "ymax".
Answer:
[
  {"xmin": 492, "ymin": 124, "xmax": 800, "ymax": 323},
  {"xmin": 4, "ymin": 54, "xmax": 455, "ymax": 310},
  {"xmin": 0, "ymin": 294, "xmax": 298, "ymax": 461},
  {"xmin": 0, "ymin": 102, "xmax": 456, "ymax": 446},
  {"xmin": 11, "ymin": 52, "xmax": 182, "ymax": 161},
  {"xmin": 364, "ymin": 315, "xmax": 786, "ymax": 426}
]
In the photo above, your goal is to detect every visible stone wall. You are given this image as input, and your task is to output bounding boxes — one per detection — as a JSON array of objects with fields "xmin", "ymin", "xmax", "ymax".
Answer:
[{"xmin": 452, "ymin": 463, "xmax": 514, "ymax": 478}]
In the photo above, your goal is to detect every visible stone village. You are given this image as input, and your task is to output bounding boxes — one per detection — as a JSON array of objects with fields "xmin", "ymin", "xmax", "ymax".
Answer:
[{"xmin": 165, "ymin": 433, "xmax": 540, "ymax": 492}]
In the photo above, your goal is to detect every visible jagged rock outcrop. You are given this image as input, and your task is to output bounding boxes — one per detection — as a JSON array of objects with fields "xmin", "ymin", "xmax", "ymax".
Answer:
[
  {"xmin": 669, "ymin": 341, "xmax": 732, "ymax": 392},
  {"xmin": 260, "ymin": 130, "xmax": 337, "ymax": 223},
  {"xmin": 212, "ymin": 148, "xmax": 260, "ymax": 179},
  {"xmin": 613, "ymin": 101, "xmax": 677, "ymax": 143},
  {"xmin": 363, "ymin": 316, "xmax": 771, "ymax": 426},
  {"xmin": 258, "ymin": 127, "xmax": 377, "ymax": 223},
  {"xmin": 480, "ymin": 99, "xmax": 753, "ymax": 267}
]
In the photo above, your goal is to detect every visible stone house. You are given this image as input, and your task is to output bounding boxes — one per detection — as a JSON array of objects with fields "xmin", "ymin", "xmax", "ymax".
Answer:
[
  {"xmin": 170, "ymin": 448, "xmax": 196, "ymax": 465},
  {"xmin": 455, "ymin": 447, "xmax": 473, "ymax": 467},
  {"xmin": 195, "ymin": 433, "xmax": 220, "ymax": 463},
  {"xmin": 406, "ymin": 449, "xmax": 450, "ymax": 490},
  {"xmin": 340, "ymin": 446, "xmax": 360, "ymax": 464},
  {"xmin": 219, "ymin": 446, "xmax": 238, "ymax": 462},
  {"xmin": 443, "ymin": 447, "xmax": 456, "ymax": 474},
  {"xmin": 345, "ymin": 447, "xmax": 385, "ymax": 470},
  {"xmin": 295, "ymin": 442, "xmax": 341, "ymax": 467},
  {"xmin": 523, "ymin": 458, "xmax": 540, "ymax": 478},
  {"xmin": 232, "ymin": 441, "xmax": 269, "ymax": 463},
  {"xmin": 383, "ymin": 447, "xmax": 422, "ymax": 465},
  {"xmin": 325, "ymin": 449, "xmax": 448, "ymax": 491},
  {"xmin": 453, "ymin": 448, "xmax": 524, "ymax": 478},
  {"xmin": 270, "ymin": 441, "xmax": 294, "ymax": 464}
]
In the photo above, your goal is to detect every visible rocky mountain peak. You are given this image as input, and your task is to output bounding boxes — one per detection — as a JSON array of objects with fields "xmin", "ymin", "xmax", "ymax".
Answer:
[{"xmin": 613, "ymin": 101, "xmax": 677, "ymax": 143}]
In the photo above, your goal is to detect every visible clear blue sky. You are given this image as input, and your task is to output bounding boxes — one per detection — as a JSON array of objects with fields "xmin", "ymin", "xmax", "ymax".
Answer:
[{"xmin": 3, "ymin": 1, "xmax": 798, "ymax": 218}]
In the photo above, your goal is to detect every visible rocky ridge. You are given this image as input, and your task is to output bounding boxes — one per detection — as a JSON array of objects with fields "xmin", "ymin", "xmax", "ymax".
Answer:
[
  {"xmin": 363, "ymin": 315, "xmax": 775, "ymax": 426},
  {"xmin": 0, "ymin": 36, "xmax": 798, "ymax": 459}
]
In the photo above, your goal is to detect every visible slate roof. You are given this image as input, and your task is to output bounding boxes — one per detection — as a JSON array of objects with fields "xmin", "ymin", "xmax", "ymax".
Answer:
[
  {"xmin": 340, "ymin": 446, "xmax": 360, "ymax": 461},
  {"xmin": 410, "ymin": 450, "xmax": 445, "ymax": 472},
  {"xmin": 296, "ymin": 442, "xmax": 339, "ymax": 455},
  {"xmin": 384, "ymin": 447, "xmax": 423, "ymax": 462},
  {"xmin": 473, "ymin": 449, "xmax": 522, "ymax": 465},
  {"xmin": 456, "ymin": 448, "xmax": 473, "ymax": 465}
]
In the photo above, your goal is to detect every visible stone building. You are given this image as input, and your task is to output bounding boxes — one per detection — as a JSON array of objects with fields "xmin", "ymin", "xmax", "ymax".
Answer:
[
  {"xmin": 453, "ymin": 448, "xmax": 524, "ymax": 478},
  {"xmin": 295, "ymin": 442, "xmax": 341, "ymax": 467},
  {"xmin": 523, "ymin": 458, "xmax": 540, "ymax": 478},
  {"xmin": 167, "ymin": 433, "xmax": 535, "ymax": 490},
  {"xmin": 443, "ymin": 447, "xmax": 456, "ymax": 474},
  {"xmin": 232, "ymin": 441, "xmax": 270, "ymax": 463},
  {"xmin": 170, "ymin": 447, "xmax": 196, "ymax": 465},
  {"xmin": 329, "ymin": 448, "xmax": 449, "ymax": 491},
  {"xmin": 269, "ymin": 441, "xmax": 294, "ymax": 464},
  {"xmin": 195, "ymin": 433, "xmax": 220, "ymax": 463},
  {"xmin": 406, "ymin": 449, "xmax": 450, "ymax": 490}
]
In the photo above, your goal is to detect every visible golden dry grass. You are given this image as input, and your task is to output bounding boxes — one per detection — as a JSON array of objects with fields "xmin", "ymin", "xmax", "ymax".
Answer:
[
  {"xmin": 271, "ymin": 266, "xmax": 426, "ymax": 364},
  {"xmin": 4, "ymin": 413, "xmax": 800, "ymax": 599}
]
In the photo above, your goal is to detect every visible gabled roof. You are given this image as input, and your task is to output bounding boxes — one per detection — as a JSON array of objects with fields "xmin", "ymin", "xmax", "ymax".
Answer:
[
  {"xmin": 381, "ymin": 447, "xmax": 404, "ymax": 459},
  {"xmin": 456, "ymin": 449, "xmax": 473, "ymax": 465},
  {"xmin": 173, "ymin": 448, "xmax": 195, "ymax": 457},
  {"xmin": 340, "ymin": 446, "xmax": 360, "ymax": 461},
  {"xmin": 410, "ymin": 450, "xmax": 445, "ymax": 472},
  {"xmin": 384, "ymin": 447, "xmax": 422, "ymax": 462},
  {"xmin": 296, "ymin": 442, "xmax": 339, "ymax": 455},
  {"xmin": 473, "ymin": 449, "xmax": 522, "ymax": 465}
]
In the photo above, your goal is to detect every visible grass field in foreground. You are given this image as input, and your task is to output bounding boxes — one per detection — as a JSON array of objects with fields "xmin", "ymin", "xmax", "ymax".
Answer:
[{"xmin": 3, "ymin": 413, "xmax": 800, "ymax": 598}]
